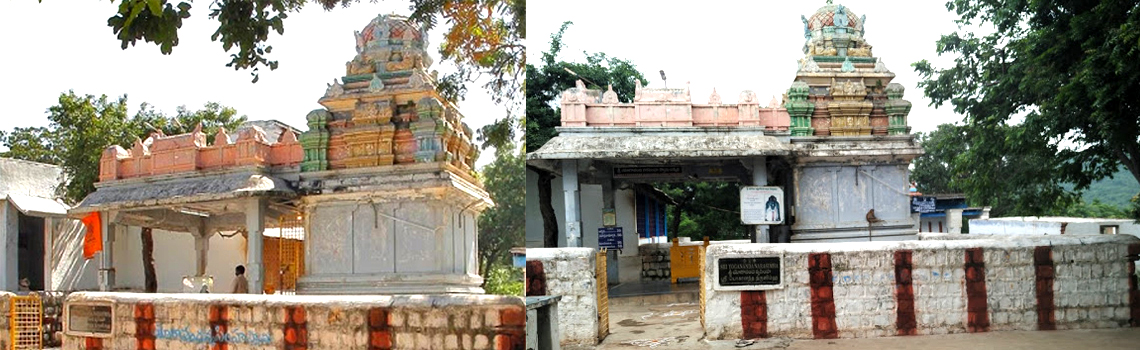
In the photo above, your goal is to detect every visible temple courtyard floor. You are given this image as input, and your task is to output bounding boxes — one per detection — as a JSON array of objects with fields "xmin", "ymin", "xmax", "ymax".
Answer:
[{"xmin": 568, "ymin": 301, "xmax": 1140, "ymax": 349}]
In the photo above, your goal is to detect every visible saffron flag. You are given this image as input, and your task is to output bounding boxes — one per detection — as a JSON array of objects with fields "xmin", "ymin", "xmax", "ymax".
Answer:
[{"xmin": 81, "ymin": 212, "xmax": 102, "ymax": 259}]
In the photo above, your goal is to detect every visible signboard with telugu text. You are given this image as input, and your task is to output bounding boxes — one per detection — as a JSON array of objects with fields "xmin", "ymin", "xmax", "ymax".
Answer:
[
  {"xmin": 65, "ymin": 302, "xmax": 114, "ymax": 338},
  {"xmin": 740, "ymin": 186, "xmax": 785, "ymax": 225},
  {"xmin": 714, "ymin": 254, "xmax": 785, "ymax": 291},
  {"xmin": 598, "ymin": 227, "xmax": 623, "ymax": 250},
  {"xmin": 911, "ymin": 196, "xmax": 937, "ymax": 213}
]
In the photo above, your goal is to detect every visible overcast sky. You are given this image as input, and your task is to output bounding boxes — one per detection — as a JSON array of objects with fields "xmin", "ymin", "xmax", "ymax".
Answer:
[
  {"xmin": 526, "ymin": 0, "xmax": 967, "ymax": 134},
  {"xmin": 0, "ymin": 1, "xmax": 507, "ymax": 165}
]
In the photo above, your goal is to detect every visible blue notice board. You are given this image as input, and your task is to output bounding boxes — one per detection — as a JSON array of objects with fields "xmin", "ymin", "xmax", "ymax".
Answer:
[{"xmin": 598, "ymin": 227, "xmax": 623, "ymax": 250}]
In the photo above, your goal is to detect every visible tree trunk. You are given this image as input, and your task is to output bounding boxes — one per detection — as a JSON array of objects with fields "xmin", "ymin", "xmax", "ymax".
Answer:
[
  {"xmin": 140, "ymin": 227, "xmax": 157, "ymax": 293},
  {"xmin": 535, "ymin": 168, "xmax": 559, "ymax": 247},
  {"xmin": 668, "ymin": 188, "xmax": 695, "ymax": 241}
]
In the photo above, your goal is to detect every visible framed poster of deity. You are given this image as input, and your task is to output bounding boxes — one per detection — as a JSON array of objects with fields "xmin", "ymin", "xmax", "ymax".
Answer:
[{"xmin": 740, "ymin": 186, "xmax": 785, "ymax": 225}]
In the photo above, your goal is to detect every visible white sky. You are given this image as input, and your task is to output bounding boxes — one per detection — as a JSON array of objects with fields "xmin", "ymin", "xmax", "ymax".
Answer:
[
  {"xmin": 526, "ymin": 0, "xmax": 966, "ymax": 134},
  {"xmin": 0, "ymin": 1, "xmax": 510, "ymax": 166}
]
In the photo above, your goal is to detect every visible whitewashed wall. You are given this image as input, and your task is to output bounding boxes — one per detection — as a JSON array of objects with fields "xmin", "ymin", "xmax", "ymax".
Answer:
[
  {"xmin": 702, "ymin": 234, "xmax": 1139, "ymax": 340},
  {"xmin": 525, "ymin": 248, "xmax": 598, "ymax": 345},
  {"xmin": 113, "ymin": 228, "xmax": 247, "ymax": 293}
]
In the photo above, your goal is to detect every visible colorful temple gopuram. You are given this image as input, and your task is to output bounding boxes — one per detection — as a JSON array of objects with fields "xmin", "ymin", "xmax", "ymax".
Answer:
[
  {"xmin": 72, "ymin": 14, "xmax": 490, "ymax": 294},
  {"xmin": 527, "ymin": 1, "xmax": 923, "ymax": 246}
]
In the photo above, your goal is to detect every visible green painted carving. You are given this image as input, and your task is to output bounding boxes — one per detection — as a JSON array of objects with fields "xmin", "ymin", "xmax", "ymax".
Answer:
[
  {"xmin": 413, "ymin": 97, "xmax": 446, "ymax": 163},
  {"xmin": 785, "ymin": 81, "xmax": 816, "ymax": 136},
  {"xmin": 885, "ymin": 83, "xmax": 912, "ymax": 135},
  {"xmin": 300, "ymin": 109, "xmax": 331, "ymax": 172},
  {"xmin": 811, "ymin": 56, "xmax": 875, "ymax": 64}
]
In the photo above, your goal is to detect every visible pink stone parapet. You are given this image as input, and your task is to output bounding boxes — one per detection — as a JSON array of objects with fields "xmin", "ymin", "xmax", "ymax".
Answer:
[
  {"xmin": 561, "ymin": 82, "xmax": 790, "ymax": 130},
  {"xmin": 98, "ymin": 125, "xmax": 303, "ymax": 182}
]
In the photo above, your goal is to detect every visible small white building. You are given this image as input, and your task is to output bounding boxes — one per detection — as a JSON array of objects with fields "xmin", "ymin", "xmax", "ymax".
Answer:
[{"xmin": 969, "ymin": 216, "xmax": 1140, "ymax": 237}]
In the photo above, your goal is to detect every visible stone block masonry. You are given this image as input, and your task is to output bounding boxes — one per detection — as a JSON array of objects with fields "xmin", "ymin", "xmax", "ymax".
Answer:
[
  {"xmin": 525, "ymin": 248, "xmax": 599, "ymax": 345},
  {"xmin": 702, "ymin": 234, "xmax": 1140, "ymax": 340},
  {"xmin": 639, "ymin": 243, "xmax": 671, "ymax": 282},
  {"xmin": 61, "ymin": 292, "xmax": 524, "ymax": 350}
]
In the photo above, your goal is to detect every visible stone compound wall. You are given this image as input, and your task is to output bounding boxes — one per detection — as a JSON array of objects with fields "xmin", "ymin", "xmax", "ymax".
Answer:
[
  {"xmin": 639, "ymin": 243, "xmax": 671, "ymax": 282},
  {"xmin": 0, "ymin": 292, "xmax": 12, "ymax": 350},
  {"xmin": 524, "ymin": 248, "xmax": 598, "ymax": 345},
  {"xmin": 61, "ymin": 292, "xmax": 524, "ymax": 350},
  {"xmin": 702, "ymin": 234, "xmax": 1140, "ymax": 340}
]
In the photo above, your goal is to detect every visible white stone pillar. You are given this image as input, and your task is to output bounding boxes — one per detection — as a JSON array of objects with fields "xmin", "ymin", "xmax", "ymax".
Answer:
[
  {"xmin": 43, "ymin": 217, "xmax": 55, "ymax": 291},
  {"xmin": 192, "ymin": 227, "xmax": 212, "ymax": 276},
  {"xmin": 947, "ymin": 209, "xmax": 964, "ymax": 234},
  {"xmin": 99, "ymin": 215, "xmax": 116, "ymax": 291},
  {"xmin": 752, "ymin": 157, "xmax": 769, "ymax": 243},
  {"xmin": 0, "ymin": 201, "xmax": 18, "ymax": 291},
  {"xmin": 245, "ymin": 197, "xmax": 266, "ymax": 293},
  {"xmin": 562, "ymin": 160, "xmax": 582, "ymax": 247}
]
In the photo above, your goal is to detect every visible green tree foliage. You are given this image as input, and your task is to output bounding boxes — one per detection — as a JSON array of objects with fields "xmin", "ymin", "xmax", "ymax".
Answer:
[
  {"xmin": 912, "ymin": 123, "xmax": 1077, "ymax": 218},
  {"xmin": 913, "ymin": 0, "xmax": 1140, "ymax": 219},
  {"xmin": 524, "ymin": 21, "xmax": 648, "ymax": 246},
  {"xmin": 482, "ymin": 265, "xmax": 522, "ymax": 296},
  {"xmin": 1067, "ymin": 167, "xmax": 1140, "ymax": 209},
  {"xmin": 526, "ymin": 21, "xmax": 647, "ymax": 151},
  {"xmin": 477, "ymin": 143, "xmax": 524, "ymax": 279},
  {"xmin": 101, "ymin": 0, "xmax": 525, "ymax": 97},
  {"xmin": 910, "ymin": 124, "xmax": 967, "ymax": 195},
  {"xmin": 0, "ymin": 91, "xmax": 246, "ymax": 204},
  {"xmin": 661, "ymin": 182, "xmax": 748, "ymax": 241},
  {"xmin": 1060, "ymin": 199, "xmax": 1130, "ymax": 219}
]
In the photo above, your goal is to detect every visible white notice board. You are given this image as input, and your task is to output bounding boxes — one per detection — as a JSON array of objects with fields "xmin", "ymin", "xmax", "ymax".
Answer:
[{"xmin": 740, "ymin": 186, "xmax": 784, "ymax": 225}]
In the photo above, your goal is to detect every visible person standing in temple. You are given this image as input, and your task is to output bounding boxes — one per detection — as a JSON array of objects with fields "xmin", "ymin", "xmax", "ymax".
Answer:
[{"xmin": 232, "ymin": 265, "xmax": 249, "ymax": 294}]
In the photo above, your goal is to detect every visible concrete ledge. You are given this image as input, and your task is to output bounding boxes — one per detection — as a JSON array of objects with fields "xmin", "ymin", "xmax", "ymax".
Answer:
[
  {"xmin": 702, "ymin": 235, "xmax": 1140, "ymax": 340},
  {"xmin": 62, "ymin": 292, "xmax": 524, "ymax": 350},
  {"xmin": 525, "ymin": 248, "xmax": 600, "ymax": 345}
]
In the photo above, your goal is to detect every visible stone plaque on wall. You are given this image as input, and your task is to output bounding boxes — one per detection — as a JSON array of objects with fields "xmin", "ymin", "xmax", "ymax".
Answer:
[
  {"xmin": 65, "ymin": 302, "xmax": 114, "ymax": 337},
  {"xmin": 713, "ymin": 255, "xmax": 784, "ymax": 291}
]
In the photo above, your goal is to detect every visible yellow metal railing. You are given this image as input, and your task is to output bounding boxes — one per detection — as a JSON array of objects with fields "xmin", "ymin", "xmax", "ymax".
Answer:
[
  {"xmin": 276, "ymin": 213, "xmax": 305, "ymax": 295},
  {"xmin": 9, "ymin": 294, "xmax": 42, "ymax": 350},
  {"xmin": 595, "ymin": 249, "xmax": 609, "ymax": 341},
  {"xmin": 670, "ymin": 237, "xmax": 709, "ymax": 284}
]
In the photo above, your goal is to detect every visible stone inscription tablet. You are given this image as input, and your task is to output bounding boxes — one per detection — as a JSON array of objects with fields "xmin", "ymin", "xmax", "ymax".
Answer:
[
  {"xmin": 66, "ymin": 302, "xmax": 114, "ymax": 337},
  {"xmin": 718, "ymin": 257, "xmax": 782, "ymax": 287}
]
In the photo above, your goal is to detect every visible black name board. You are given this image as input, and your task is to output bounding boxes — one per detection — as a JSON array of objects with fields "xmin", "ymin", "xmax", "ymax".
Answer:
[
  {"xmin": 718, "ymin": 257, "xmax": 781, "ymax": 286},
  {"xmin": 67, "ymin": 303, "xmax": 113, "ymax": 336},
  {"xmin": 613, "ymin": 166, "xmax": 683, "ymax": 177},
  {"xmin": 911, "ymin": 196, "xmax": 937, "ymax": 213}
]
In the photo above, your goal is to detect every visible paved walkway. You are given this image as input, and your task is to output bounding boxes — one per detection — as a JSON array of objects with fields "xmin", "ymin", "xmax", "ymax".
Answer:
[{"xmin": 571, "ymin": 302, "xmax": 1140, "ymax": 350}]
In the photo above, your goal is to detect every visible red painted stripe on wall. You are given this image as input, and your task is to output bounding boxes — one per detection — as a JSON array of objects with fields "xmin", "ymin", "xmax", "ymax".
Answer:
[
  {"xmin": 497, "ymin": 307, "xmax": 527, "ymax": 350},
  {"xmin": 84, "ymin": 337, "xmax": 103, "ymax": 350},
  {"xmin": 208, "ymin": 305, "xmax": 229, "ymax": 350},
  {"xmin": 368, "ymin": 308, "xmax": 392, "ymax": 350},
  {"xmin": 808, "ymin": 252, "xmax": 838, "ymax": 339},
  {"xmin": 740, "ymin": 291, "xmax": 769, "ymax": 339},
  {"xmin": 283, "ymin": 306, "xmax": 308, "ymax": 350},
  {"xmin": 134, "ymin": 303, "xmax": 156, "ymax": 350},
  {"xmin": 1128, "ymin": 243, "xmax": 1140, "ymax": 327},
  {"xmin": 525, "ymin": 260, "xmax": 547, "ymax": 296},
  {"xmin": 894, "ymin": 250, "xmax": 917, "ymax": 335},
  {"xmin": 964, "ymin": 248, "xmax": 990, "ymax": 332},
  {"xmin": 1033, "ymin": 246, "xmax": 1057, "ymax": 330}
]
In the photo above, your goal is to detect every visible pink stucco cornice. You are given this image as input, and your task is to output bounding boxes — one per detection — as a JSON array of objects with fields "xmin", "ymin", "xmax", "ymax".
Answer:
[
  {"xmin": 560, "ymin": 81, "xmax": 790, "ymax": 130},
  {"xmin": 98, "ymin": 124, "xmax": 303, "ymax": 182}
]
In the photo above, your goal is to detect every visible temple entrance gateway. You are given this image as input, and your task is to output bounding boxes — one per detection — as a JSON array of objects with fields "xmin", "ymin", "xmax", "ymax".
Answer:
[{"xmin": 525, "ymin": 1, "xmax": 922, "ymax": 345}]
